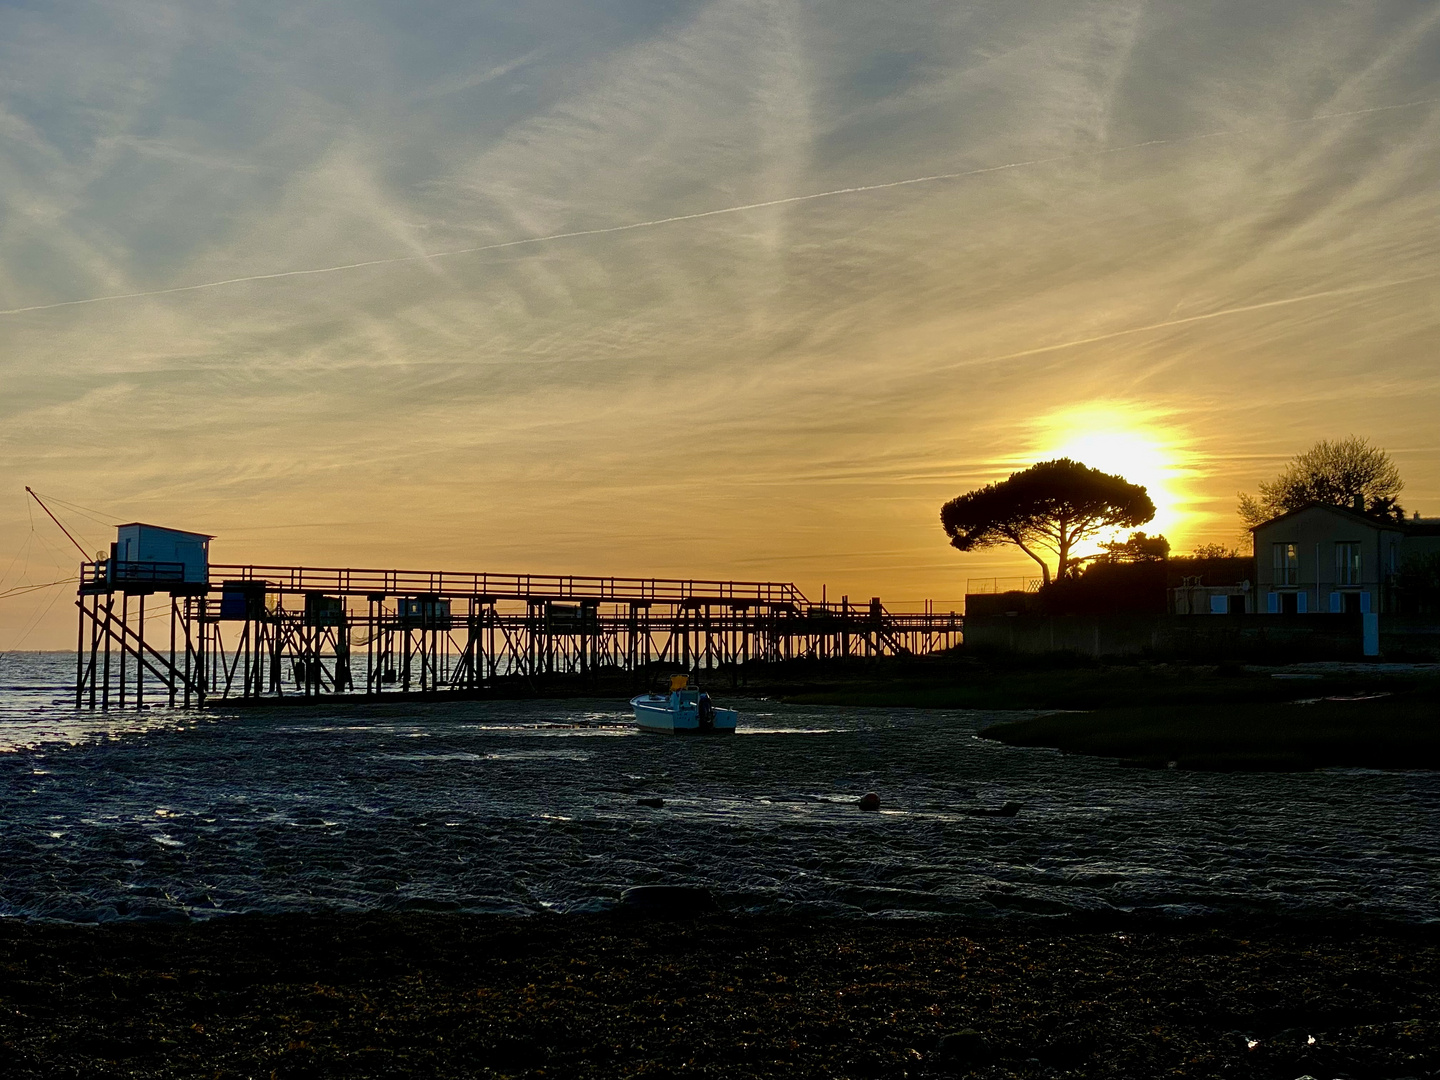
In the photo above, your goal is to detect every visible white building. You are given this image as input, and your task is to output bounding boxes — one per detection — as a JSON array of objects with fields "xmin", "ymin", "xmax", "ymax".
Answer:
[{"xmin": 110, "ymin": 523, "xmax": 212, "ymax": 589}]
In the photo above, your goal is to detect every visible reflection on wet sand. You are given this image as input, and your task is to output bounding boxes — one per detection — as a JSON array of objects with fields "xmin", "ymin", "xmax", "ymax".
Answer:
[{"xmin": 0, "ymin": 654, "xmax": 1436, "ymax": 923}]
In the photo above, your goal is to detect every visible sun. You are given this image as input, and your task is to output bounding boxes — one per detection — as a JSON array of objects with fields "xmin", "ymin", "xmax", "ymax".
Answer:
[{"xmin": 1030, "ymin": 404, "xmax": 1193, "ymax": 550}]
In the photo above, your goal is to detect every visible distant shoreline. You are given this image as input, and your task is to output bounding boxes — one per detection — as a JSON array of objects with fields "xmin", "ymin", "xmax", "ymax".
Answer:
[{"xmin": 8, "ymin": 649, "xmax": 1438, "ymax": 700}]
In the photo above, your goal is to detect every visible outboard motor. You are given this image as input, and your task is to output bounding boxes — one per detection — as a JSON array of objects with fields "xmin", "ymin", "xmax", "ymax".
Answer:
[{"xmin": 697, "ymin": 692, "xmax": 715, "ymax": 731}]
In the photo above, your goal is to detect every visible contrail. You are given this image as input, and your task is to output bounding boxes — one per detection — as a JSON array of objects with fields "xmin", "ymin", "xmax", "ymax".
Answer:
[
  {"xmin": 1, "ymin": 96, "xmax": 1434, "ymax": 318},
  {"xmin": 942, "ymin": 271, "xmax": 1440, "ymax": 373}
]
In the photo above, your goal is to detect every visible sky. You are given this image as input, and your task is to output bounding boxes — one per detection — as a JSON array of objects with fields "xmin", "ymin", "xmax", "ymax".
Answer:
[{"xmin": 2, "ymin": 0, "xmax": 1438, "ymax": 649}]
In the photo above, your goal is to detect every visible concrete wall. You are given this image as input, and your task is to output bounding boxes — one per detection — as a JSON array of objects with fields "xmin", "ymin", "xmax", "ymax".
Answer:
[
  {"xmin": 1379, "ymin": 615, "xmax": 1440, "ymax": 659},
  {"xmin": 964, "ymin": 591, "xmax": 1042, "ymax": 617},
  {"xmin": 962, "ymin": 613, "xmax": 1440, "ymax": 661}
]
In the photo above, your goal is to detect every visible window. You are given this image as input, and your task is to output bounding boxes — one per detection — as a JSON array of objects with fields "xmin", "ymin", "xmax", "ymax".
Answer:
[
  {"xmin": 1273, "ymin": 542, "xmax": 1299, "ymax": 586},
  {"xmin": 1335, "ymin": 541, "xmax": 1361, "ymax": 586}
]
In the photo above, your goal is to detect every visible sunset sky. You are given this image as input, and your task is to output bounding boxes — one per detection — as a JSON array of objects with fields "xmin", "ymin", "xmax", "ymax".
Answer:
[{"xmin": 2, "ymin": 0, "xmax": 1438, "ymax": 649}]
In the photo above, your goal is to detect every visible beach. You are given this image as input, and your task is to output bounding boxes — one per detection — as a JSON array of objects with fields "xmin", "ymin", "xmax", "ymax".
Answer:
[
  {"xmin": 2, "ymin": 654, "xmax": 1438, "ymax": 1076},
  {"xmin": 2, "ymin": 913, "xmax": 1437, "ymax": 1079}
]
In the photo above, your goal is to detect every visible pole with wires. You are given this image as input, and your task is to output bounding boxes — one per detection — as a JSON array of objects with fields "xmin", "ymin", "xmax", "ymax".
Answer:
[{"xmin": 24, "ymin": 488, "xmax": 90, "ymax": 561}]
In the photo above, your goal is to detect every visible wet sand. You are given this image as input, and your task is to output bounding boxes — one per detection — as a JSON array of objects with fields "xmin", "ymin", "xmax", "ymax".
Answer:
[
  {"xmin": 2, "ymin": 914, "xmax": 1436, "ymax": 1079},
  {"xmin": 978, "ymin": 687, "xmax": 1440, "ymax": 772}
]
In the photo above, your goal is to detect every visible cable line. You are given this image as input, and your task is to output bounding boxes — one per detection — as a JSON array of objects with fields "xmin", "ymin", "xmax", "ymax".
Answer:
[{"xmin": 24, "ymin": 488, "xmax": 90, "ymax": 560}]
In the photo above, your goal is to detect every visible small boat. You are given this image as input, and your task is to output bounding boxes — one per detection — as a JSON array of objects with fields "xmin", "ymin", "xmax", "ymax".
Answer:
[{"xmin": 630, "ymin": 675, "xmax": 737, "ymax": 735}]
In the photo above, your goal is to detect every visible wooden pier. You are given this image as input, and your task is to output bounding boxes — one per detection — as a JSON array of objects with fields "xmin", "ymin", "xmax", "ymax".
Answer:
[{"xmin": 74, "ymin": 557, "xmax": 962, "ymax": 709}]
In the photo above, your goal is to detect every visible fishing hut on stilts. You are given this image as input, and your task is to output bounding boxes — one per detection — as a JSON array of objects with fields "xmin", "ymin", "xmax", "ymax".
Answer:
[{"xmin": 73, "ymin": 524, "xmax": 963, "ymax": 709}]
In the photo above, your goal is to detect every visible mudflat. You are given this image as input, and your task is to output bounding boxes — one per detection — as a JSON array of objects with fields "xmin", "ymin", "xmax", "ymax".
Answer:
[
  {"xmin": 2, "ymin": 913, "xmax": 1436, "ymax": 1079},
  {"xmin": 779, "ymin": 657, "xmax": 1440, "ymax": 713},
  {"xmin": 978, "ymin": 684, "xmax": 1440, "ymax": 770}
]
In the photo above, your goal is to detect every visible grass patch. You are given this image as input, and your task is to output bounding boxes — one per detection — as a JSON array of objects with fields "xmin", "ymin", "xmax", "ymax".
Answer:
[{"xmin": 979, "ymin": 690, "xmax": 1440, "ymax": 771}]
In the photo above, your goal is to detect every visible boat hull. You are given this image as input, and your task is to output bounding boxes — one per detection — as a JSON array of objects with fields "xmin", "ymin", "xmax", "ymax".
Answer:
[{"xmin": 630, "ymin": 696, "xmax": 737, "ymax": 734}]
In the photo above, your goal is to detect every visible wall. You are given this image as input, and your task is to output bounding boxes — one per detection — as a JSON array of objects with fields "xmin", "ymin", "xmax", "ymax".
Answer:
[
  {"xmin": 961, "ymin": 613, "xmax": 1440, "ymax": 661},
  {"xmin": 964, "ymin": 591, "xmax": 1042, "ymax": 617},
  {"xmin": 1379, "ymin": 615, "xmax": 1440, "ymax": 659}
]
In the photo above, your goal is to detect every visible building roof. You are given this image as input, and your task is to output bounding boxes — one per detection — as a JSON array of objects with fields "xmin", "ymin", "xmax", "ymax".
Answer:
[
  {"xmin": 116, "ymin": 522, "xmax": 215, "ymax": 540},
  {"xmin": 1249, "ymin": 502, "xmax": 1405, "ymax": 533}
]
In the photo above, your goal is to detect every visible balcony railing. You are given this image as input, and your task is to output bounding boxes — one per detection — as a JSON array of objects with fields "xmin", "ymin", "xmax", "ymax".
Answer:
[
  {"xmin": 80, "ymin": 560, "xmax": 199, "ymax": 594},
  {"xmin": 111, "ymin": 560, "xmax": 187, "ymax": 583}
]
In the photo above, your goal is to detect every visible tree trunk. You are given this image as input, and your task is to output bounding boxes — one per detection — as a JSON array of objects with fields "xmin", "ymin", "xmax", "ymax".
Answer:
[{"xmin": 1012, "ymin": 538, "xmax": 1052, "ymax": 586}]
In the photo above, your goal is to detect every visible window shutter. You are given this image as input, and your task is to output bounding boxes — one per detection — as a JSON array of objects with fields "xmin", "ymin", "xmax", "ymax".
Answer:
[
  {"xmin": 1360, "ymin": 591, "xmax": 1372, "ymax": 614},
  {"xmin": 1297, "ymin": 592, "xmax": 1308, "ymax": 614},
  {"xmin": 1267, "ymin": 593, "xmax": 1279, "ymax": 614},
  {"xmin": 1362, "ymin": 612, "xmax": 1379, "ymax": 656},
  {"xmin": 1329, "ymin": 592, "xmax": 1342, "ymax": 613}
]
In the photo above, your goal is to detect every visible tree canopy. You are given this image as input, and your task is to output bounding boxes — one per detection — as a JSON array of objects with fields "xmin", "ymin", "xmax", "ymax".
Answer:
[
  {"xmin": 1238, "ymin": 436, "xmax": 1404, "ymax": 527},
  {"xmin": 1191, "ymin": 542, "xmax": 1243, "ymax": 559},
  {"xmin": 940, "ymin": 458, "xmax": 1156, "ymax": 585},
  {"xmin": 1097, "ymin": 530, "xmax": 1170, "ymax": 563}
]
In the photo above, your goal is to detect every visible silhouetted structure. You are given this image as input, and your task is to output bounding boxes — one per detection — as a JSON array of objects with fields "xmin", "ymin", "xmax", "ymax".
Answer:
[{"xmin": 73, "ymin": 530, "xmax": 960, "ymax": 709}]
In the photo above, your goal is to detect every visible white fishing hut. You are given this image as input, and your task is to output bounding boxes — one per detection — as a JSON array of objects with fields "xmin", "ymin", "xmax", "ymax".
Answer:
[{"xmin": 109, "ymin": 522, "xmax": 212, "ymax": 591}]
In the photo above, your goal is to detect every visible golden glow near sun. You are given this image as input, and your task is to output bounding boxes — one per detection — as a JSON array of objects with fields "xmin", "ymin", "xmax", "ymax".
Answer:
[{"xmin": 1031, "ymin": 405, "xmax": 1194, "ymax": 555}]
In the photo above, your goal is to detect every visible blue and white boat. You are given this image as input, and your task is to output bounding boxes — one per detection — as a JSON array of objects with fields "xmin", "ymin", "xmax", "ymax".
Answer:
[{"xmin": 630, "ymin": 676, "xmax": 737, "ymax": 735}]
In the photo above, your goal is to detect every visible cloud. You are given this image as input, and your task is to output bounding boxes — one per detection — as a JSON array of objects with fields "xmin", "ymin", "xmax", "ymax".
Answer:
[
  {"xmin": 410, "ymin": 48, "xmax": 551, "ymax": 103},
  {"xmin": 2, "ymin": 0, "xmax": 1439, "ymax": 646}
]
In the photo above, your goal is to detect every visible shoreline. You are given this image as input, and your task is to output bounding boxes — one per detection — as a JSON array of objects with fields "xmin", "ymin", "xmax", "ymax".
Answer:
[
  {"xmin": 10, "ymin": 650, "xmax": 1438, "ymax": 714},
  {"xmin": 976, "ymin": 681, "xmax": 1440, "ymax": 771},
  {"xmin": 2, "ymin": 912, "xmax": 1436, "ymax": 1079}
]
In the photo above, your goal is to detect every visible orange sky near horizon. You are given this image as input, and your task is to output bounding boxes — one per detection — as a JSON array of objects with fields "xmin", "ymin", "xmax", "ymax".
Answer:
[{"xmin": 2, "ymin": 0, "xmax": 1438, "ymax": 650}]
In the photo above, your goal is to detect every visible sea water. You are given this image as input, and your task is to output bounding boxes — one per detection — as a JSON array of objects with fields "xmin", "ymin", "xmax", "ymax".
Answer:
[{"xmin": 0, "ymin": 652, "xmax": 1436, "ymax": 922}]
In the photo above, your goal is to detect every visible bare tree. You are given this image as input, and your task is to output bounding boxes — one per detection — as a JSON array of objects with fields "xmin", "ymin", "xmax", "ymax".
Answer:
[{"xmin": 1238, "ymin": 436, "xmax": 1404, "ymax": 527}]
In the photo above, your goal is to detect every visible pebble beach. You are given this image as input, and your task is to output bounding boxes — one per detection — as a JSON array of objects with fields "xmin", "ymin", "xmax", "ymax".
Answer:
[{"xmin": 2, "ymin": 913, "xmax": 1437, "ymax": 1079}]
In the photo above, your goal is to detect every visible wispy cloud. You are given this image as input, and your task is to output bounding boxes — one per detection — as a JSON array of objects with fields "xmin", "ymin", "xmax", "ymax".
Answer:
[
  {"xmin": 2, "ymin": 0, "xmax": 1439, "ymax": 646},
  {"xmin": 6, "ymin": 96, "xmax": 1433, "ymax": 319}
]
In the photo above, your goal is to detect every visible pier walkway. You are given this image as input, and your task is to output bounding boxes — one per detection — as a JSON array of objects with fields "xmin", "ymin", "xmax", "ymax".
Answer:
[{"xmin": 74, "ymin": 558, "xmax": 961, "ymax": 708}]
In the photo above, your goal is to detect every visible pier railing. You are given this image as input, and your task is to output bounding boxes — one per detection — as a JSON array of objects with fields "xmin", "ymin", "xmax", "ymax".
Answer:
[{"xmin": 207, "ymin": 564, "xmax": 809, "ymax": 606}]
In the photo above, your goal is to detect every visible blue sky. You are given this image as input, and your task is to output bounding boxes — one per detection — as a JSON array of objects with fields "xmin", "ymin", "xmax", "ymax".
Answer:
[{"xmin": 2, "ymin": 0, "xmax": 1438, "ymax": 646}]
